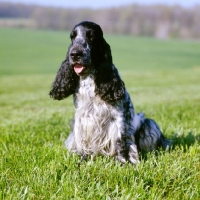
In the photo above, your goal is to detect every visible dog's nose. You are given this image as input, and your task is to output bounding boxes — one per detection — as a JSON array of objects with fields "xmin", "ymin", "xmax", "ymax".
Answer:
[{"xmin": 70, "ymin": 50, "xmax": 83, "ymax": 60}]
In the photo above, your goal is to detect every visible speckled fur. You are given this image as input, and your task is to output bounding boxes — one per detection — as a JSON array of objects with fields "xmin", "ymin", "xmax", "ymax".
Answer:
[{"xmin": 50, "ymin": 21, "xmax": 171, "ymax": 164}]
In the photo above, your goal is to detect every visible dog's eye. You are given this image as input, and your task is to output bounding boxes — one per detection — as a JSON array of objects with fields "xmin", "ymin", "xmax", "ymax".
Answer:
[
  {"xmin": 87, "ymin": 31, "xmax": 96, "ymax": 41},
  {"xmin": 70, "ymin": 30, "xmax": 77, "ymax": 40},
  {"xmin": 90, "ymin": 34, "xmax": 95, "ymax": 41}
]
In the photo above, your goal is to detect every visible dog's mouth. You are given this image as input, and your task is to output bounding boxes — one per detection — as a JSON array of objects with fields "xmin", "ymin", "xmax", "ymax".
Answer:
[{"xmin": 74, "ymin": 64, "xmax": 85, "ymax": 75}]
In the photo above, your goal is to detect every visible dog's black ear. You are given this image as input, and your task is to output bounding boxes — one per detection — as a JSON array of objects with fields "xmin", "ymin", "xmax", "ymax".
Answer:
[
  {"xmin": 49, "ymin": 55, "xmax": 79, "ymax": 100},
  {"xmin": 94, "ymin": 38, "xmax": 125, "ymax": 102}
]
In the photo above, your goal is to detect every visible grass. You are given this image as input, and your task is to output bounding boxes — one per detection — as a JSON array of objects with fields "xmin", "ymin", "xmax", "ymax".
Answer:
[{"xmin": 0, "ymin": 28, "xmax": 200, "ymax": 199}]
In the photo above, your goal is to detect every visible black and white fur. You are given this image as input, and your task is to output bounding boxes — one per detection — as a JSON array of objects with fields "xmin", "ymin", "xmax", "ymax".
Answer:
[{"xmin": 50, "ymin": 21, "xmax": 171, "ymax": 164}]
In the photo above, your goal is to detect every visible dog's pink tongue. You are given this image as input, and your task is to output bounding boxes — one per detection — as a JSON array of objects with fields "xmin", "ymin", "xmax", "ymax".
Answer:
[{"xmin": 74, "ymin": 64, "xmax": 85, "ymax": 74}]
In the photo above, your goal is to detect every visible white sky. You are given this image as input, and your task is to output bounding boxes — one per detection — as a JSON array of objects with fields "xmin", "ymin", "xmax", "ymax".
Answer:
[{"xmin": 1, "ymin": 0, "xmax": 200, "ymax": 8}]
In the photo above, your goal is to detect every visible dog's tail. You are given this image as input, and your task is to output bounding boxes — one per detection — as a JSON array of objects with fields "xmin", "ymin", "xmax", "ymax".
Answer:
[{"xmin": 134, "ymin": 113, "xmax": 172, "ymax": 151}]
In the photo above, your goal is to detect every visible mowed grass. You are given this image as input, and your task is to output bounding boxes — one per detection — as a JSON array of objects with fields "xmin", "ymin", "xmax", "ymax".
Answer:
[{"xmin": 0, "ymin": 28, "xmax": 200, "ymax": 199}]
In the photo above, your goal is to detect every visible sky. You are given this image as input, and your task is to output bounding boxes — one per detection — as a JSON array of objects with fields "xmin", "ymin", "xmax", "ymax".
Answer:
[{"xmin": 1, "ymin": 0, "xmax": 200, "ymax": 8}]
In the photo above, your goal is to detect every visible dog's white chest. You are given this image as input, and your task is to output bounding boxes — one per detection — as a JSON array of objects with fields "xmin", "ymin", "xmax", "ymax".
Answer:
[
  {"xmin": 73, "ymin": 75, "xmax": 122, "ymax": 155},
  {"xmin": 76, "ymin": 75, "xmax": 103, "ymax": 111}
]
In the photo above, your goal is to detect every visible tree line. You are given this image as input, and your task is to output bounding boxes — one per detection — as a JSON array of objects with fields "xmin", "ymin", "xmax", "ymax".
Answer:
[{"xmin": 0, "ymin": 2, "xmax": 200, "ymax": 39}]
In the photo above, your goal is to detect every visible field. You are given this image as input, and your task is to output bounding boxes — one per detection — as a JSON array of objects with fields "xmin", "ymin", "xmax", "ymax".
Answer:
[{"xmin": 0, "ymin": 28, "xmax": 200, "ymax": 199}]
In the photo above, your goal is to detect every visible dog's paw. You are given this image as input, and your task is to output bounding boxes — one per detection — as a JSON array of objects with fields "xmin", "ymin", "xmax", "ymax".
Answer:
[
  {"xmin": 116, "ymin": 155, "xmax": 127, "ymax": 164},
  {"xmin": 128, "ymin": 144, "xmax": 140, "ymax": 165}
]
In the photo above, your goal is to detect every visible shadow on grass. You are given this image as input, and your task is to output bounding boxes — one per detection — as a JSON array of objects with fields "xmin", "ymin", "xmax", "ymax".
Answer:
[
  {"xmin": 170, "ymin": 131, "xmax": 199, "ymax": 151},
  {"xmin": 139, "ymin": 131, "xmax": 199, "ymax": 160}
]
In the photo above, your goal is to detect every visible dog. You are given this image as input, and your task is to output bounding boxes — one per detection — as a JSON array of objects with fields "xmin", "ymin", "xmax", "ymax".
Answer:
[{"xmin": 49, "ymin": 21, "xmax": 171, "ymax": 164}]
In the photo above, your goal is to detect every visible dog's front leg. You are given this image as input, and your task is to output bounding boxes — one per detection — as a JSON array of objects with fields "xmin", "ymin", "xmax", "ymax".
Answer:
[
  {"xmin": 126, "ymin": 137, "xmax": 140, "ymax": 165},
  {"xmin": 116, "ymin": 135, "xmax": 127, "ymax": 164}
]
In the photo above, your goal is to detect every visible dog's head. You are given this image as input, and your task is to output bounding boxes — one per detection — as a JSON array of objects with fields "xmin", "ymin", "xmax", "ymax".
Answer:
[
  {"xmin": 69, "ymin": 21, "xmax": 112, "ymax": 76},
  {"xmin": 50, "ymin": 21, "xmax": 125, "ymax": 102}
]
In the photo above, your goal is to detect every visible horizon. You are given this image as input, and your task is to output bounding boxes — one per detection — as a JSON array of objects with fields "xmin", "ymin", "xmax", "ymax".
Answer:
[{"xmin": 1, "ymin": 0, "xmax": 200, "ymax": 9}]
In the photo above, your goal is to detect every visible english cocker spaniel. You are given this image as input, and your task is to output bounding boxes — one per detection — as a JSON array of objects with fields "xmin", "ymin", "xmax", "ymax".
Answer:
[{"xmin": 49, "ymin": 21, "xmax": 171, "ymax": 164}]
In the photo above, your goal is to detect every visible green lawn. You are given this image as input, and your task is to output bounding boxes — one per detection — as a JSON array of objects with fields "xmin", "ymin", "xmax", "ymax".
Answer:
[{"xmin": 0, "ymin": 28, "xmax": 200, "ymax": 199}]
